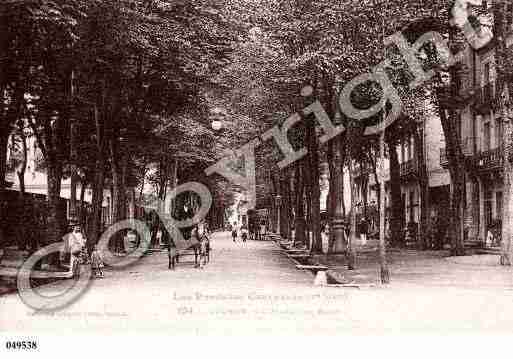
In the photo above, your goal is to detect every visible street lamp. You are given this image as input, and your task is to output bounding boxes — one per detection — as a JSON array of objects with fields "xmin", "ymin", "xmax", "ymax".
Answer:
[
  {"xmin": 275, "ymin": 194, "xmax": 282, "ymax": 235},
  {"xmin": 210, "ymin": 106, "xmax": 227, "ymax": 132},
  {"xmin": 211, "ymin": 119, "xmax": 223, "ymax": 131},
  {"xmin": 330, "ymin": 140, "xmax": 348, "ymax": 254}
]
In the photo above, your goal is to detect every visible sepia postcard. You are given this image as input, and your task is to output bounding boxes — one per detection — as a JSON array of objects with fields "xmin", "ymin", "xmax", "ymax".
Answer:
[{"xmin": 2, "ymin": 1, "xmax": 513, "ymax": 355}]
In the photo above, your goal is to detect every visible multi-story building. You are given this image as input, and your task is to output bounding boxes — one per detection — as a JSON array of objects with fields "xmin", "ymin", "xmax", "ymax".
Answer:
[
  {"xmin": 351, "ymin": 98, "xmax": 451, "ymax": 240},
  {"xmin": 438, "ymin": 1, "xmax": 513, "ymax": 244}
]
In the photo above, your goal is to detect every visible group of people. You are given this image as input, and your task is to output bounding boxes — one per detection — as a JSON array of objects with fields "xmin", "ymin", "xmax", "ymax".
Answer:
[
  {"xmin": 321, "ymin": 217, "xmax": 370, "ymax": 247},
  {"xmin": 60, "ymin": 221, "xmax": 104, "ymax": 278},
  {"xmin": 231, "ymin": 222, "xmax": 248, "ymax": 242},
  {"xmin": 230, "ymin": 218, "xmax": 268, "ymax": 243}
]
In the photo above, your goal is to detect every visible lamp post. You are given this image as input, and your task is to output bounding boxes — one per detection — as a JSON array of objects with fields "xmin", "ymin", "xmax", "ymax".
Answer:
[
  {"xmin": 210, "ymin": 111, "xmax": 225, "ymax": 229},
  {"xmin": 275, "ymin": 194, "xmax": 282, "ymax": 235},
  {"xmin": 330, "ymin": 76, "xmax": 347, "ymax": 254},
  {"xmin": 330, "ymin": 137, "xmax": 348, "ymax": 253},
  {"xmin": 211, "ymin": 119, "xmax": 223, "ymax": 131}
]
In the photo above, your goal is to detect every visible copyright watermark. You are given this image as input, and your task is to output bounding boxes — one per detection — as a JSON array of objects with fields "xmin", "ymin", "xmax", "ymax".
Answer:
[{"xmin": 16, "ymin": 1, "xmax": 498, "ymax": 312}]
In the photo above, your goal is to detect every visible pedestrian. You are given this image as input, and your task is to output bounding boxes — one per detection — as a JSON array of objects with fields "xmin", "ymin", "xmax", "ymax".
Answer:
[
  {"xmin": 61, "ymin": 220, "xmax": 87, "ymax": 270},
  {"xmin": 232, "ymin": 222, "xmax": 238, "ymax": 242},
  {"xmin": 241, "ymin": 223, "xmax": 248, "ymax": 242},
  {"xmin": 359, "ymin": 217, "xmax": 368, "ymax": 245},
  {"xmin": 486, "ymin": 227, "xmax": 494, "ymax": 248},
  {"xmin": 260, "ymin": 219, "xmax": 266, "ymax": 240},
  {"xmin": 90, "ymin": 244, "xmax": 104, "ymax": 278},
  {"xmin": 324, "ymin": 221, "xmax": 334, "ymax": 253}
]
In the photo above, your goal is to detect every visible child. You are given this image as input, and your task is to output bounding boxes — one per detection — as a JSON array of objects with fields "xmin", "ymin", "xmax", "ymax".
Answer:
[
  {"xmin": 198, "ymin": 236, "xmax": 208, "ymax": 269},
  {"xmin": 91, "ymin": 245, "xmax": 104, "ymax": 278}
]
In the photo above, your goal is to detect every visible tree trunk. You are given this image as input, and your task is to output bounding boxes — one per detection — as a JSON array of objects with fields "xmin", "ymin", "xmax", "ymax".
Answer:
[
  {"xmin": 494, "ymin": 2, "xmax": 513, "ymax": 265},
  {"xmin": 327, "ymin": 139, "xmax": 337, "ymax": 252},
  {"xmin": 307, "ymin": 117, "xmax": 322, "ymax": 254},
  {"xmin": 371, "ymin": 158, "xmax": 381, "ymax": 233},
  {"xmin": 294, "ymin": 160, "xmax": 306, "ymax": 247},
  {"xmin": 347, "ymin": 162, "xmax": 357, "ymax": 270},
  {"xmin": 271, "ymin": 171, "xmax": 279, "ymax": 233},
  {"xmin": 362, "ymin": 172, "xmax": 368, "ymax": 219},
  {"xmin": 388, "ymin": 141, "xmax": 403, "ymax": 247},
  {"xmin": 279, "ymin": 173, "xmax": 289, "ymax": 239},
  {"xmin": 0, "ymin": 132, "xmax": 8, "ymax": 189},
  {"xmin": 69, "ymin": 121, "xmax": 78, "ymax": 220},
  {"xmin": 1, "ymin": 63, "xmax": 26, "ymax": 189},
  {"xmin": 89, "ymin": 105, "xmax": 106, "ymax": 251},
  {"xmin": 339, "ymin": 164, "xmax": 346, "ymax": 218},
  {"xmin": 378, "ymin": 131, "xmax": 389, "ymax": 283},
  {"xmin": 15, "ymin": 133, "xmax": 27, "ymax": 251},
  {"xmin": 501, "ymin": 113, "xmax": 513, "ymax": 265},
  {"xmin": 434, "ymin": 27, "xmax": 465, "ymax": 256},
  {"xmin": 79, "ymin": 179, "xmax": 86, "ymax": 225},
  {"xmin": 129, "ymin": 187, "xmax": 135, "ymax": 219},
  {"xmin": 437, "ymin": 95, "xmax": 466, "ymax": 256},
  {"xmin": 139, "ymin": 165, "xmax": 146, "ymax": 201},
  {"xmin": 414, "ymin": 128, "xmax": 430, "ymax": 250},
  {"xmin": 46, "ymin": 161, "xmax": 64, "ymax": 265},
  {"xmin": 16, "ymin": 132, "xmax": 27, "ymax": 195},
  {"xmin": 110, "ymin": 137, "xmax": 127, "ymax": 252},
  {"xmin": 305, "ymin": 184, "xmax": 312, "ymax": 250},
  {"xmin": 90, "ymin": 157, "xmax": 105, "ymax": 249}
]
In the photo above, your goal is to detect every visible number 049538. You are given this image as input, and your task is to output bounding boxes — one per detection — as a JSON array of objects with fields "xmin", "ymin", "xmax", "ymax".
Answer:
[{"xmin": 5, "ymin": 341, "xmax": 38, "ymax": 350}]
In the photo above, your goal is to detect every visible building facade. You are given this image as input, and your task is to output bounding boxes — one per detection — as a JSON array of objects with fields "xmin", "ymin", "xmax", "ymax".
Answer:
[
  {"xmin": 352, "ymin": 101, "xmax": 451, "ymax": 241},
  {"xmin": 439, "ymin": 1, "xmax": 513, "ymax": 244}
]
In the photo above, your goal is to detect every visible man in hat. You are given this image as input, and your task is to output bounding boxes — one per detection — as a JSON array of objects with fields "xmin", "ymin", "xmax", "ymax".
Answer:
[{"xmin": 60, "ymin": 219, "xmax": 87, "ymax": 269}]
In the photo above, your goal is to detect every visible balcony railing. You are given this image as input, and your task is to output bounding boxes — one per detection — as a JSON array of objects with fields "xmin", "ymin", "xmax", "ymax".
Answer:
[
  {"xmin": 400, "ymin": 159, "xmax": 417, "ymax": 178},
  {"xmin": 440, "ymin": 137, "xmax": 477, "ymax": 167},
  {"xmin": 474, "ymin": 82, "xmax": 497, "ymax": 114},
  {"xmin": 475, "ymin": 147, "xmax": 503, "ymax": 171}
]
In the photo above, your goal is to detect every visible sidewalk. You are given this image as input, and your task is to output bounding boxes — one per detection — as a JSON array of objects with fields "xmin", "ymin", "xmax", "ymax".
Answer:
[
  {"xmin": 312, "ymin": 244, "xmax": 513, "ymax": 290},
  {"xmin": 271, "ymin": 231, "xmax": 513, "ymax": 289}
]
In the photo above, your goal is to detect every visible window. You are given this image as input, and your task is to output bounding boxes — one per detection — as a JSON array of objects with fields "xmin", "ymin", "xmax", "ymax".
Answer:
[
  {"xmin": 401, "ymin": 193, "xmax": 406, "ymax": 226},
  {"xmin": 497, "ymin": 191, "xmax": 503, "ymax": 221},
  {"xmin": 485, "ymin": 189, "xmax": 493, "ymax": 229},
  {"xmin": 406, "ymin": 138, "xmax": 412, "ymax": 161},
  {"xmin": 484, "ymin": 62, "xmax": 491, "ymax": 85},
  {"xmin": 495, "ymin": 118, "xmax": 503, "ymax": 148},
  {"xmin": 409, "ymin": 191, "xmax": 415, "ymax": 222},
  {"xmin": 484, "ymin": 122, "xmax": 491, "ymax": 151}
]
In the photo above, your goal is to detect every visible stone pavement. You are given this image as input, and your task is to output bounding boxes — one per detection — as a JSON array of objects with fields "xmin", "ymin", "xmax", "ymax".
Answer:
[{"xmin": 2, "ymin": 231, "xmax": 513, "ymax": 334}]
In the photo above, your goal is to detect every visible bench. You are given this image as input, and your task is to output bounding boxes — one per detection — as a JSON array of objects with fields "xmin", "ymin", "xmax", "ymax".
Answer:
[
  {"xmin": 0, "ymin": 246, "xmax": 78, "ymax": 279},
  {"xmin": 295, "ymin": 264, "xmax": 329, "ymax": 272}
]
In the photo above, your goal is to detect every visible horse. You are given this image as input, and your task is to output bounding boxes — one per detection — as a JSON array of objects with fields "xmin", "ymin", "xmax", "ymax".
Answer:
[{"xmin": 167, "ymin": 226, "xmax": 210, "ymax": 270}]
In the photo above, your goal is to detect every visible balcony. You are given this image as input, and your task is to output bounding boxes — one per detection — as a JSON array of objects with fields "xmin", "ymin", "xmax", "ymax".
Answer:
[
  {"xmin": 473, "ymin": 83, "xmax": 497, "ymax": 115},
  {"xmin": 353, "ymin": 164, "xmax": 370, "ymax": 179},
  {"xmin": 475, "ymin": 147, "xmax": 503, "ymax": 172},
  {"xmin": 440, "ymin": 137, "xmax": 477, "ymax": 167},
  {"xmin": 400, "ymin": 159, "xmax": 418, "ymax": 179}
]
